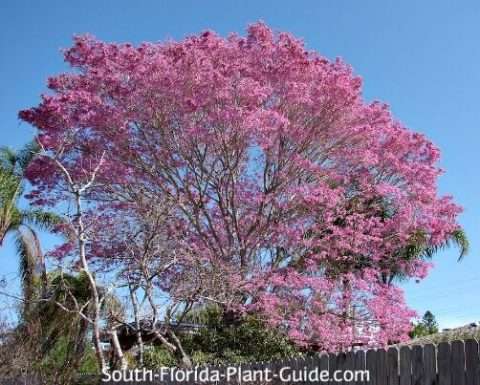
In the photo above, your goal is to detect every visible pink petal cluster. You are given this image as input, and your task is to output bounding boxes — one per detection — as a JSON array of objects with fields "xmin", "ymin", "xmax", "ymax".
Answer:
[{"xmin": 19, "ymin": 23, "xmax": 462, "ymax": 351}]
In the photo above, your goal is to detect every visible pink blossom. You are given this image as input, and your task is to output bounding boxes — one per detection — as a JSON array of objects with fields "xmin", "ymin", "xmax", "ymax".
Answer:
[{"xmin": 19, "ymin": 22, "xmax": 462, "ymax": 351}]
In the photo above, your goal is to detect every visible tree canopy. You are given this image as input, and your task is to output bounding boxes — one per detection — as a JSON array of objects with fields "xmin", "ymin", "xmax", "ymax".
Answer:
[{"xmin": 19, "ymin": 23, "xmax": 463, "ymax": 357}]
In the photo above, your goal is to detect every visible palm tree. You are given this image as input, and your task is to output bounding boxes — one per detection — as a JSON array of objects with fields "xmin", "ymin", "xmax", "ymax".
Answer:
[
  {"xmin": 40, "ymin": 272, "xmax": 94, "ymax": 382},
  {"xmin": 0, "ymin": 142, "xmax": 61, "ymax": 308},
  {"xmin": 380, "ymin": 228, "xmax": 469, "ymax": 284},
  {"xmin": 347, "ymin": 197, "xmax": 469, "ymax": 284},
  {"xmin": 15, "ymin": 271, "xmax": 97, "ymax": 385}
]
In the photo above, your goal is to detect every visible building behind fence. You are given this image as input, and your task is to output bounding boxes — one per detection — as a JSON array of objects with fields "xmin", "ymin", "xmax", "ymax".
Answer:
[{"xmin": 1, "ymin": 339, "xmax": 479, "ymax": 385}]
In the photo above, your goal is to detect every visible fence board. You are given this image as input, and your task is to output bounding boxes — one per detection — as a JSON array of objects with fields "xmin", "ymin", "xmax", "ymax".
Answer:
[
  {"xmin": 377, "ymin": 348, "xmax": 388, "ymax": 385},
  {"xmin": 388, "ymin": 347, "xmax": 400, "ymax": 385},
  {"xmin": 400, "ymin": 346, "xmax": 412, "ymax": 385},
  {"xmin": 464, "ymin": 339, "xmax": 479, "ymax": 385},
  {"xmin": 303, "ymin": 355, "xmax": 314, "ymax": 385},
  {"xmin": 338, "ymin": 352, "xmax": 347, "ymax": 385},
  {"xmin": 286, "ymin": 358, "xmax": 298, "ymax": 385},
  {"xmin": 239, "ymin": 362, "xmax": 250, "ymax": 385},
  {"xmin": 451, "ymin": 341, "xmax": 465, "ymax": 385},
  {"xmin": 319, "ymin": 354, "xmax": 328, "ymax": 385},
  {"xmin": 329, "ymin": 353, "xmax": 338, "ymax": 385},
  {"xmin": 412, "ymin": 345, "xmax": 425, "ymax": 385},
  {"xmin": 345, "ymin": 351, "xmax": 355, "ymax": 385},
  {"xmin": 423, "ymin": 343, "xmax": 437, "ymax": 385},
  {"xmin": 272, "ymin": 360, "xmax": 284, "ymax": 385},
  {"xmin": 319, "ymin": 352, "xmax": 329, "ymax": 372},
  {"xmin": 438, "ymin": 342, "xmax": 452, "ymax": 385},
  {"xmin": 366, "ymin": 349, "xmax": 377, "ymax": 385},
  {"xmin": 355, "ymin": 350, "xmax": 366, "ymax": 385}
]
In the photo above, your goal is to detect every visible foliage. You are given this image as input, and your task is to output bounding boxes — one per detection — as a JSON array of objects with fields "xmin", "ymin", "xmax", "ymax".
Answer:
[
  {"xmin": 0, "ymin": 142, "xmax": 62, "ymax": 312},
  {"xmin": 143, "ymin": 347, "xmax": 177, "ymax": 369},
  {"xmin": 19, "ymin": 22, "xmax": 464, "ymax": 352},
  {"xmin": 182, "ymin": 306, "xmax": 298, "ymax": 364},
  {"xmin": 0, "ymin": 272, "xmax": 95, "ymax": 384},
  {"xmin": 410, "ymin": 311, "xmax": 439, "ymax": 338},
  {"xmin": 141, "ymin": 305, "xmax": 297, "ymax": 366},
  {"xmin": 37, "ymin": 336, "xmax": 85, "ymax": 374}
]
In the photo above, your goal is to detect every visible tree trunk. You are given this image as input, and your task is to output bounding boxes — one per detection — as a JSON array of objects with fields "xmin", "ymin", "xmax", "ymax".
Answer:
[
  {"xmin": 74, "ymin": 190, "xmax": 107, "ymax": 372},
  {"xmin": 128, "ymin": 283, "xmax": 144, "ymax": 367},
  {"xmin": 110, "ymin": 328, "xmax": 128, "ymax": 370},
  {"xmin": 168, "ymin": 330, "xmax": 192, "ymax": 368}
]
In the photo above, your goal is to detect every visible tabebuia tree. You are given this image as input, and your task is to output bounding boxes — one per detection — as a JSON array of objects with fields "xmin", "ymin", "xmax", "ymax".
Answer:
[{"xmin": 19, "ymin": 23, "xmax": 462, "ymax": 365}]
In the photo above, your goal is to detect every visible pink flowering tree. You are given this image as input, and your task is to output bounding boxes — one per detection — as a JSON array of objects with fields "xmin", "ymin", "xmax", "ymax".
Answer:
[{"xmin": 20, "ymin": 23, "xmax": 463, "ymax": 361}]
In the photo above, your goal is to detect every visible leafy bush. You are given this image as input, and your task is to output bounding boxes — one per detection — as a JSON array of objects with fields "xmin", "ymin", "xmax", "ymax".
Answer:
[{"xmin": 181, "ymin": 306, "xmax": 298, "ymax": 365}]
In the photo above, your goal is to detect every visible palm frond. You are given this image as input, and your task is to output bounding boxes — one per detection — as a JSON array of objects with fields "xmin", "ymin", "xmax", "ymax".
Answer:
[
  {"xmin": 14, "ymin": 228, "xmax": 38, "ymax": 311},
  {"xmin": 33, "ymin": 271, "xmax": 95, "ymax": 363},
  {"xmin": 50, "ymin": 271, "xmax": 92, "ymax": 305},
  {"xmin": 22, "ymin": 209, "xmax": 64, "ymax": 232},
  {"xmin": 421, "ymin": 228, "xmax": 469, "ymax": 261},
  {"xmin": 0, "ymin": 169, "xmax": 20, "ymax": 205},
  {"xmin": 16, "ymin": 141, "xmax": 40, "ymax": 174},
  {"xmin": 386, "ymin": 227, "xmax": 469, "ymax": 285},
  {"xmin": 0, "ymin": 141, "xmax": 39, "ymax": 177},
  {"xmin": 450, "ymin": 228, "xmax": 469, "ymax": 260},
  {"xmin": 0, "ymin": 147, "xmax": 18, "ymax": 173}
]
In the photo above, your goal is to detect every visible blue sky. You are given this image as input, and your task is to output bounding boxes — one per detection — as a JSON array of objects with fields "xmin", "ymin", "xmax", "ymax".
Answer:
[{"xmin": 0, "ymin": 0, "xmax": 478, "ymax": 328}]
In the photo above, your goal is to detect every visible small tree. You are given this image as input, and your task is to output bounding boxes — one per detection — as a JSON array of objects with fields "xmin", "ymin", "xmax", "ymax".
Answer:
[
  {"xmin": 410, "ymin": 310, "xmax": 439, "ymax": 338},
  {"xmin": 422, "ymin": 311, "xmax": 439, "ymax": 334}
]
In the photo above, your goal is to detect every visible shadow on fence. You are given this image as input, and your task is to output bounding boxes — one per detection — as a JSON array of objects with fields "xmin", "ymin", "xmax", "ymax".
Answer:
[{"xmin": 1, "ymin": 339, "xmax": 479, "ymax": 385}]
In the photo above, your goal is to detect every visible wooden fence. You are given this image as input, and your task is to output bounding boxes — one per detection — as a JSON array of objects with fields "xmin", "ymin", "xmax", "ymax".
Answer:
[
  {"xmin": 230, "ymin": 339, "xmax": 480, "ymax": 385},
  {"xmin": 1, "ymin": 339, "xmax": 479, "ymax": 385}
]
